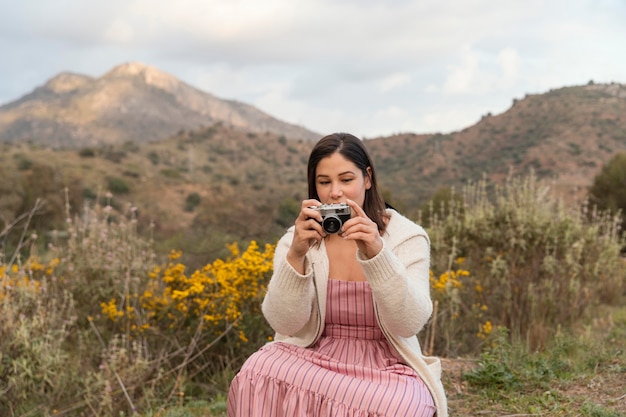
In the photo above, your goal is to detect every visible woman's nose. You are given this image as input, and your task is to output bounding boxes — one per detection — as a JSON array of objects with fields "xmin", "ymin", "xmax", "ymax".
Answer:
[{"xmin": 330, "ymin": 183, "xmax": 343, "ymax": 198}]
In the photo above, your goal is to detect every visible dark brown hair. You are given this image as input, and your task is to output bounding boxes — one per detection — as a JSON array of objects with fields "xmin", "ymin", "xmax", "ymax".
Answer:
[{"xmin": 307, "ymin": 133, "xmax": 389, "ymax": 232}]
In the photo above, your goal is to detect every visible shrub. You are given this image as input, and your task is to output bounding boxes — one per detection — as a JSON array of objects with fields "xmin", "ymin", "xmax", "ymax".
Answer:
[
  {"xmin": 422, "ymin": 173, "xmax": 625, "ymax": 355},
  {"xmin": 276, "ymin": 197, "xmax": 300, "ymax": 228},
  {"xmin": 78, "ymin": 147, "xmax": 96, "ymax": 157},
  {"xmin": 147, "ymin": 151, "xmax": 160, "ymax": 165},
  {"xmin": 160, "ymin": 168, "xmax": 182, "ymax": 179},
  {"xmin": 102, "ymin": 148, "xmax": 126, "ymax": 163},
  {"xmin": 184, "ymin": 192, "xmax": 201, "ymax": 212},
  {"xmin": 588, "ymin": 152, "xmax": 626, "ymax": 236},
  {"xmin": 16, "ymin": 155, "xmax": 33, "ymax": 170},
  {"xmin": 106, "ymin": 176, "xmax": 131, "ymax": 194}
]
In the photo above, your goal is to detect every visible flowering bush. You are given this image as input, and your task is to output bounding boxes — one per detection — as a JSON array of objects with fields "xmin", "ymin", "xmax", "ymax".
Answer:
[{"xmin": 100, "ymin": 241, "xmax": 274, "ymax": 345}]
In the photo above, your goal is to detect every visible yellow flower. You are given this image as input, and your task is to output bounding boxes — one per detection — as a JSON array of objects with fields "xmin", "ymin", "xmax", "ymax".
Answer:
[
  {"xmin": 101, "ymin": 242, "xmax": 276, "ymax": 341},
  {"xmin": 101, "ymin": 299, "xmax": 124, "ymax": 321},
  {"xmin": 169, "ymin": 250, "xmax": 183, "ymax": 260},
  {"xmin": 477, "ymin": 320, "xmax": 493, "ymax": 339}
]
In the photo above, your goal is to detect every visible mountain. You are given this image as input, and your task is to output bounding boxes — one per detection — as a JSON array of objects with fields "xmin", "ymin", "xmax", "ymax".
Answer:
[{"xmin": 0, "ymin": 62, "xmax": 319, "ymax": 147}]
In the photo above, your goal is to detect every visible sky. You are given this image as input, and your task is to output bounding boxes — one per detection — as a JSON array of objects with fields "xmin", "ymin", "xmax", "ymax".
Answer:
[{"xmin": 1, "ymin": 0, "xmax": 625, "ymax": 139}]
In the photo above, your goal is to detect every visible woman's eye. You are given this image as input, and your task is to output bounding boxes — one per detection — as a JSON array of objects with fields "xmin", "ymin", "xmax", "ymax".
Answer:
[{"xmin": 342, "ymin": 178, "xmax": 353, "ymax": 183}]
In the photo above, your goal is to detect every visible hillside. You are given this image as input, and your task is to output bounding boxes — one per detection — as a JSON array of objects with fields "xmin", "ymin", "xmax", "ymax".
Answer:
[
  {"xmin": 1, "ymin": 81, "xmax": 626, "ymax": 265},
  {"xmin": 366, "ymin": 82, "xmax": 626, "ymax": 211},
  {"xmin": 0, "ymin": 123, "xmax": 315, "ymax": 266},
  {"xmin": 0, "ymin": 62, "xmax": 319, "ymax": 148}
]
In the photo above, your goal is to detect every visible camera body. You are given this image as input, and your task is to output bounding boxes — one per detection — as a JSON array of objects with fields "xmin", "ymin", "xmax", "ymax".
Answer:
[{"xmin": 311, "ymin": 203, "xmax": 352, "ymax": 234}]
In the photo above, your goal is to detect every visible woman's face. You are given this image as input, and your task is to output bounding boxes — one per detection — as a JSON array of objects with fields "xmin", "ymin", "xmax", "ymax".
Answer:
[{"xmin": 315, "ymin": 152, "xmax": 371, "ymax": 207}]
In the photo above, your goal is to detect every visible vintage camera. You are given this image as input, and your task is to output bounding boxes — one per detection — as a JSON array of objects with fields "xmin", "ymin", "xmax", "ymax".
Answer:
[{"xmin": 311, "ymin": 203, "xmax": 352, "ymax": 234}]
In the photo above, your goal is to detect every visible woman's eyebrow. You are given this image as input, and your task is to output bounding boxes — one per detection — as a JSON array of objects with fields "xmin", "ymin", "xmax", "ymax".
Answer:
[{"xmin": 316, "ymin": 171, "xmax": 356, "ymax": 178}]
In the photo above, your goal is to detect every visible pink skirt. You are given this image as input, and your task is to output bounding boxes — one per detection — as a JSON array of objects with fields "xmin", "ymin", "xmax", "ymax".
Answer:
[{"xmin": 228, "ymin": 279, "xmax": 435, "ymax": 417}]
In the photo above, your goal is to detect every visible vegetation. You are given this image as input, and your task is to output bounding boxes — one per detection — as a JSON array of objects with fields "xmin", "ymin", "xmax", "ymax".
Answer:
[
  {"xmin": 589, "ymin": 152, "xmax": 626, "ymax": 236},
  {"xmin": 422, "ymin": 173, "xmax": 624, "ymax": 355},
  {"xmin": 1, "ymin": 199, "xmax": 273, "ymax": 416},
  {"xmin": 450, "ymin": 313, "xmax": 626, "ymax": 416},
  {"xmin": 1, "ymin": 172, "xmax": 624, "ymax": 416}
]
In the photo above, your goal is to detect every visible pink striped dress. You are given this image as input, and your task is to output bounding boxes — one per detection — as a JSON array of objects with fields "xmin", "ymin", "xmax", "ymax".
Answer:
[{"xmin": 228, "ymin": 279, "xmax": 435, "ymax": 417}]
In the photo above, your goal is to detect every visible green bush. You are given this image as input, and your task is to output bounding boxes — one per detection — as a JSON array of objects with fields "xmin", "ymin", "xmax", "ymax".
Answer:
[
  {"xmin": 276, "ymin": 197, "xmax": 300, "ymax": 228},
  {"xmin": 588, "ymin": 152, "xmax": 626, "ymax": 236},
  {"xmin": 160, "ymin": 168, "xmax": 182, "ymax": 179},
  {"xmin": 184, "ymin": 192, "xmax": 201, "ymax": 212},
  {"xmin": 78, "ymin": 147, "xmax": 96, "ymax": 157},
  {"xmin": 16, "ymin": 155, "xmax": 33, "ymax": 170},
  {"xmin": 147, "ymin": 151, "xmax": 160, "ymax": 165},
  {"xmin": 106, "ymin": 176, "xmax": 131, "ymax": 194}
]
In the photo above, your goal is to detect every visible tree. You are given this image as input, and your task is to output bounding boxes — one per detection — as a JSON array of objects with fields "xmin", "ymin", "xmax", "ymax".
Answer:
[{"xmin": 588, "ymin": 152, "xmax": 626, "ymax": 234}]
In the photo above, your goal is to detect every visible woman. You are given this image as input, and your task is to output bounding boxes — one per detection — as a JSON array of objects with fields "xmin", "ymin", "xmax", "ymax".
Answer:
[{"xmin": 228, "ymin": 133, "xmax": 447, "ymax": 417}]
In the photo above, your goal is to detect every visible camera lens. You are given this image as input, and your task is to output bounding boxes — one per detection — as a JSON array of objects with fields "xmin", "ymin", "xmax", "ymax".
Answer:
[{"xmin": 322, "ymin": 216, "xmax": 341, "ymax": 234}]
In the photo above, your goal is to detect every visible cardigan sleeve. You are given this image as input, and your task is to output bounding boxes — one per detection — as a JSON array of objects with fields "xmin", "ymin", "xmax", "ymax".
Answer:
[
  {"xmin": 358, "ymin": 216, "xmax": 433, "ymax": 338},
  {"xmin": 261, "ymin": 229, "xmax": 317, "ymax": 336}
]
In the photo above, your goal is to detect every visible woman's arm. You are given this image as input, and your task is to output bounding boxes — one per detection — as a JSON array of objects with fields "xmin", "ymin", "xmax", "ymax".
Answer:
[
  {"xmin": 360, "ymin": 231, "xmax": 433, "ymax": 338},
  {"xmin": 261, "ymin": 229, "xmax": 317, "ymax": 336}
]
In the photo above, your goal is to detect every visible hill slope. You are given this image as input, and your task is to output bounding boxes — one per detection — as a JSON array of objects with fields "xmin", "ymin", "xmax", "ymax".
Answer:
[{"xmin": 0, "ymin": 62, "xmax": 319, "ymax": 147}]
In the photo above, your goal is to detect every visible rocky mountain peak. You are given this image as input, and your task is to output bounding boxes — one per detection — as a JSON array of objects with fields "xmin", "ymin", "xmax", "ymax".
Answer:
[
  {"xmin": 103, "ymin": 62, "xmax": 180, "ymax": 92},
  {"xmin": 43, "ymin": 72, "xmax": 95, "ymax": 94}
]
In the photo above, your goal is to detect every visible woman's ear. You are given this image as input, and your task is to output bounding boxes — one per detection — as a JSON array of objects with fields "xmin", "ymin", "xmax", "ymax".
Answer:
[{"xmin": 365, "ymin": 166, "xmax": 373, "ymax": 190}]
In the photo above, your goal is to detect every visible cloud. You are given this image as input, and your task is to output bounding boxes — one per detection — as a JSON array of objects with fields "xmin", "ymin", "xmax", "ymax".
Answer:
[
  {"xmin": 497, "ymin": 47, "xmax": 520, "ymax": 88},
  {"xmin": 441, "ymin": 46, "xmax": 522, "ymax": 96},
  {"xmin": 379, "ymin": 73, "xmax": 412, "ymax": 93},
  {"xmin": 442, "ymin": 49, "xmax": 483, "ymax": 95},
  {"xmin": 104, "ymin": 19, "xmax": 135, "ymax": 43}
]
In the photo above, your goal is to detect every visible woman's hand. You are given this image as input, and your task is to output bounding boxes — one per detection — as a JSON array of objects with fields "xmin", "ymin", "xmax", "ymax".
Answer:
[
  {"xmin": 341, "ymin": 199, "xmax": 383, "ymax": 259},
  {"xmin": 286, "ymin": 199, "xmax": 326, "ymax": 273}
]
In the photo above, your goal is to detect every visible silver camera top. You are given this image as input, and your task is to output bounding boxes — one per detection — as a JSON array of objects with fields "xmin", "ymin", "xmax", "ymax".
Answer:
[{"xmin": 312, "ymin": 203, "xmax": 351, "ymax": 215}]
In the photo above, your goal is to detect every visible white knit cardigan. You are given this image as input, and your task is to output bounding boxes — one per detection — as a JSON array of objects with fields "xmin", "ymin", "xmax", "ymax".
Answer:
[{"xmin": 261, "ymin": 209, "xmax": 448, "ymax": 417}]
